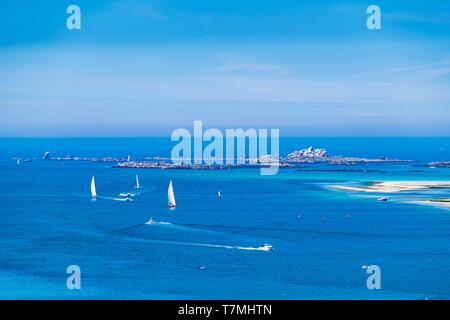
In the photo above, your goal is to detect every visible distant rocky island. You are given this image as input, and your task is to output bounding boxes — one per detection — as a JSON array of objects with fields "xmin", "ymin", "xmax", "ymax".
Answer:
[
  {"xmin": 287, "ymin": 146, "xmax": 328, "ymax": 159},
  {"xmin": 37, "ymin": 146, "xmax": 410, "ymax": 170},
  {"xmin": 45, "ymin": 155, "xmax": 128, "ymax": 162},
  {"xmin": 283, "ymin": 146, "xmax": 407, "ymax": 164}
]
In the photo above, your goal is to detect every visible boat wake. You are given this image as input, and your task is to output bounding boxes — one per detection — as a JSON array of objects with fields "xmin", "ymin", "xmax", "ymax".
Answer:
[
  {"xmin": 202, "ymin": 243, "xmax": 273, "ymax": 251},
  {"xmin": 113, "ymin": 227, "xmax": 273, "ymax": 252},
  {"xmin": 100, "ymin": 196, "xmax": 134, "ymax": 202},
  {"xmin": 135, "ymin": 238, "xmax": 273, "ymax": 252},
  {"xmin": 145, "ymin": 220, "xmax": 172, "ymax": 225},
  {"xmin": 111, "ymin": 218, "xmax": 274, "ymax": 252},
  {"xmin": 113, "ymin": 197, "xmax": 133, "ymax": 202}
]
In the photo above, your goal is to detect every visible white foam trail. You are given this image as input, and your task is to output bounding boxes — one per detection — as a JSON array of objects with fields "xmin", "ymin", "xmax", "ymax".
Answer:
[
  {"xmin": 143, "ymin": 221, "xmax": 228, "ymax": 237},
  {"xmin": 145, "ymin": 221, "xmax": 172, "ymax": 225},
  {"xmin": 236, "ymin": 245, "xmax": 269, "ymax": 251},
  {"xmin": 120, "ymin": 233, "xmax": 271, "ymax": 252},
  {"xmin": 189, "ymin": 242, "xmax": 271, "ymax": 251},
  {"xmin": 100, "ymin": 196, "xmax": 134, "ymax": 202},
  {"xmin": 114, "ymin": 198, "xmax": 133, "ymax": 202}
]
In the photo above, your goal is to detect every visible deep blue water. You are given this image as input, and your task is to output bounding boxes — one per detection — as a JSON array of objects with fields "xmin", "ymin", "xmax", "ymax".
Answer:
[{"xmin": 0, "ymin": 137, "xmax": 450, "ymax": 299}]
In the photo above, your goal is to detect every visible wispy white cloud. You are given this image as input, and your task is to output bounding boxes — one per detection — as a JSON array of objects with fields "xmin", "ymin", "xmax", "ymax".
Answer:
[
  {"xmin": 2, "ymin": 46, "xmax": 450, "ymax": 136},
  {"xmin": 2, "ymin": 64, "xmax": 449, "ymax": 105},
  {"xmin": 219, "ymin": 62, "xmax": 285, "ymax": 73},
  {"xmin": 350, "ymin": 56, "xmax": 450, "ymax": 82},
  {"xmin": 442, "ymin": 55, "xmax": 450, "ymax": 65},
  {"xmin": 215, "ymin": 55, "xmax": 291, "ymax": 76}
]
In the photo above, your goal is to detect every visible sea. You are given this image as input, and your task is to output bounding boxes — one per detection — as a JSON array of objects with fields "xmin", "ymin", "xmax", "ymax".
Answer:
[{"xmin": 0, "ymin": 137, "xmax": 449, "ymax": 299}]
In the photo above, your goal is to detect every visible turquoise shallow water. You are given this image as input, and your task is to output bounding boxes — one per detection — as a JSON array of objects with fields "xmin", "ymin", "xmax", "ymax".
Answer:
[{"xmin": 0, "ymin": 138, "xmax": 450, "ymax": 299}]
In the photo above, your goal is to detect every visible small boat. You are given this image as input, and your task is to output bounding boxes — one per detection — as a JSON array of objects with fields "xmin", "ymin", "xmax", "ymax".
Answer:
[
  {"xmin": 91, "ymin": 176, "xmax": 97, "ymax": 200},
  {"xmin": 145, "ymin": 218, "xmax": 171, "ymax": 225},
  {"xmin": 168, "ymin": 179, "xmax": 176, "ymax": 208},
  {"xmin": 260, "ymin": 243, "xmax": 274, "ymax": 251},
  {"xmin": 16, "ymin": 158, "xmax": 21, "ymax": 165},
  {"xmin": 377, "ymin": 197, "xmax": 389, "ymax": 202},
  {"xmin": 135, "ymin": 175, "xmax": 141, "ymax": 189},
  {"xmin": 127, "ymin": 154, "xmax": 131, "ymax": 162},
  {"xmin": 217, "ymin": 191, "xmax": 222, "ymax": 198},
  {"xmin": 119, "ymin": 192, "xmax": 135, "ymax": 197}
]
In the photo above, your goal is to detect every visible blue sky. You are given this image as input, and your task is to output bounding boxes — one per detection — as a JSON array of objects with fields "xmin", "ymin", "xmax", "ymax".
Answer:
[{"xmin": 1, "ymin": 0, "xmax": 450, "ymax": 136}]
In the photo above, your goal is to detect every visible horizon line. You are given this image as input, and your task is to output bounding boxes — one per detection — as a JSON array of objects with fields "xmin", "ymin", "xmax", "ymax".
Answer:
[{"xmin": 1, "ymin": 136, "xmax": 450, "ymax": 139}]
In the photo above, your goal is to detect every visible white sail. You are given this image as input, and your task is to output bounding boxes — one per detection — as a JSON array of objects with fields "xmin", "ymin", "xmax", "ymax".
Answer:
[
  {"xmin": 135, "ymin": 174, "xmax": 140, "ymax": 189},
  {"xmin": 91, "ymin": 176, "xmax": 97, "ymax": 199},
  {"xmin": 16, "ymin": 158, "xmax": 20, "ymax": 165},
  {"xmin": 168, "ymin": 179, "xmax": 176, "ymax": 208}
]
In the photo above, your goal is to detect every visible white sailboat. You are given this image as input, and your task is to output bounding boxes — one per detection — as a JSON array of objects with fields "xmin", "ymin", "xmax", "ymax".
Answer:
[
  {"xmin": 135, "ymin": 174, "xmax": 141, "ymax": 189},
  {"xmin": 217, "ymin": 191, "xmax": 222, "ymax": 198},
  {"xmin": 91, "ymin": 176, "xmax": 97, "ymax": 200},
  {"xmin": 16, "ymin": 158, "xmax": 20, "ymax": 165},
  {"xmin": 168, "ymin": 179, "xmax": 176, "ymax": 208}
]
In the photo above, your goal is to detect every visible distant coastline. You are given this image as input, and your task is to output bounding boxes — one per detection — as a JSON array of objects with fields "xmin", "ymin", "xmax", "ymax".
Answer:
[{"xmin": 27, "ymin": 146, "xmax": 415, "ymax": 170}]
